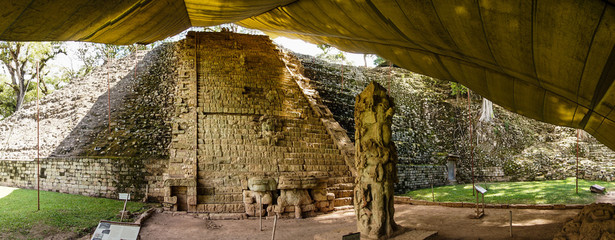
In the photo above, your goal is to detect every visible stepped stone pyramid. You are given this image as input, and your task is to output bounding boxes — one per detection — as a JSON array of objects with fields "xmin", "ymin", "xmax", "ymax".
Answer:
[{"xmin": 0, "ymin": 32, "xmax": 355, "ymax": 217}]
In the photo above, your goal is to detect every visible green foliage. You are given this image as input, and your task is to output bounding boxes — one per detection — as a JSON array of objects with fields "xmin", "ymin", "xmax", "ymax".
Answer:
[
  {"xmin": 373, "ymin": 56, "xmax": 387, "ymax": 66},
  {"xmin": 402, "ymin": 178, "xmax": 615, "ymax": 204},
  {"xmin": 316, "ymin": 43, "xmax": 351, "ymax": 65},
  {"xmin": 0, "ymin": 41, "xmax": 65, "ymax": 117},
  {"xmin": 0, "ymin": 76, "xmax": 14, "ymax": 119},
  {"xmin": 449, "ymin": 82, "xmax": 468, "ymax": 96},
  {"xmin": 0, "ymin": 188, "xmax": 147, "ymax": 239}
]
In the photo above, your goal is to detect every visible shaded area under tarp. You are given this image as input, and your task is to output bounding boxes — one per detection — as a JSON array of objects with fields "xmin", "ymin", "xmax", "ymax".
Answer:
[{"xmin": 1, "ymin": 0, "xmax": 614, "ymax": 151}]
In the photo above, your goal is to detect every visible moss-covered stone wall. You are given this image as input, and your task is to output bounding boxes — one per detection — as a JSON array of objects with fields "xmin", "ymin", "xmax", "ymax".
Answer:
[{"xmin": 0, "ymin": 157, "xmax": 166, "ymax": 201}]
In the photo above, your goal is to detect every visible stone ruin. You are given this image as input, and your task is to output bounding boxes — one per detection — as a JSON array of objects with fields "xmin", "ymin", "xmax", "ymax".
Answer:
[
  {"xmin": 354, "ymin": 81, "xmax": 400, "ymax": 239},
  {"xmin": 0, "ymin": 32, "xmax": 356, "ymax": 218},
  {"xmin": 161, "ymin": 32, "xmax": 356, "ymax": 217},
  {"xmin": 555, "ymin": 203, "xmax": 615, "ymax": 240}
]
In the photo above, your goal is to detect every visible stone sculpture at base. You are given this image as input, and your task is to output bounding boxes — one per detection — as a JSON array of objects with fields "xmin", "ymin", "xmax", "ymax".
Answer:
[{"xmin": 354, "ymin": 81, "xmax": 399, "ymax": 239}]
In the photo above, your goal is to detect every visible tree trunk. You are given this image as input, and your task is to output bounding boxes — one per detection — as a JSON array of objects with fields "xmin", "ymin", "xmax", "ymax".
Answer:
[{"xmin": 479, "ymin": 98, "xmax": 494, "ymax": 122}]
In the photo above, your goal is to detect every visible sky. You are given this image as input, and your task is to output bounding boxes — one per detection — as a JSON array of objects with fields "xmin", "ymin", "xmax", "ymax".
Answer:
[
  {"xmin": 272, "ymin": 37, "xmax": 377, "ymax": 67},
  {"xmin": 44, "ymin": 35, "xmax": 377, "ymax": 78}
]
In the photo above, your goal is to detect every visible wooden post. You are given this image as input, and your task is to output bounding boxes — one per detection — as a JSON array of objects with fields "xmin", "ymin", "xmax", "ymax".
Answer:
[{"xmin": 259, "ymin": 194, "xmax": 263, "ymax": 231}]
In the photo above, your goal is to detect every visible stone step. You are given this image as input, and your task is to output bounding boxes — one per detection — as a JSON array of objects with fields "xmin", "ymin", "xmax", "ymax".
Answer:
[
  {"xmin": 331, "ymin": 183, "xmax": 355, "ymax": 190},
  {"xmin": 333, "ymin": 197, "xmax": 353, "ymax": 207},
  {"xmin": 330, "ymin": 189, "xmax": 353, "ymax": 198},
  {"xmin": 333, "ymin": 205, "xmax": 354, "ymax": 211}
]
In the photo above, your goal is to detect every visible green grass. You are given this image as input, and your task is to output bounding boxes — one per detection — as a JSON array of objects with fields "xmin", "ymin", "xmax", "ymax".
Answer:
[
  {"xmin": 0, "ymin": 188, "xmax": 147, "ymax": 239},
  {"xmin": 402, "ymin": 178, "xmax": 615, "ymax": 205}
]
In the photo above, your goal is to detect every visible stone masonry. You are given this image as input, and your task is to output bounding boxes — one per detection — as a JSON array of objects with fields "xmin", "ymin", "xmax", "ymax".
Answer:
[
  {"xmin": 395, "ymin": 165, "xmax": 447, "ymax": 194},
  {"xmin": 0, "ymin": 33, "xmax": 354, "ymax": 216},
  {"xmin": 163, "ymin": 32, "xmax": 354, "ymax": 216}
]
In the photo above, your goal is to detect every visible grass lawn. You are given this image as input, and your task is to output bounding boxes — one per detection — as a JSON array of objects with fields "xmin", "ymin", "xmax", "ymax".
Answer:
[
  {"xmin": 401, "ymin": 177, "xmax": 615, "ymax": 205},
  {"xmin": 0, "ymin": 188, "xmax": 147, "ymax": 239}
]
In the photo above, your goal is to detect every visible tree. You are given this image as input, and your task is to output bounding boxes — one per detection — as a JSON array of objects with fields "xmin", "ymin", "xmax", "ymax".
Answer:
[
  {"xmin": 0, "ymin": 42, "xmax": 64, "ymax": 113},
  {"xmin": 479, "ymin": 98, "xmax": 494, "ymax": 122},
  {"xmin": 316, "ymin": 43, "xmax": 350, "ymax": 65}
]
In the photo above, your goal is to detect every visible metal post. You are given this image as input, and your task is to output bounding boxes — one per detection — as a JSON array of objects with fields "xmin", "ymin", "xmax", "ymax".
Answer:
[
  {"xmin": 576, "ymin": 129, "xmax": 579, "ymax": 194},
  {"xmin": 339, "ymin": 64, "xmax": 345, "ymax": 93},
  {"xmin": 475, "ymin": 188, "xmax": 479, "ymax": 216},
  {"xmin": 431, "ymin": 184, "xmax": 435, "ymax": 202},
  {"xmin": 259, "ymin": 194, "xmax": 263, "ymax": 231},
  {"xmin": 468, "ymin": 90, "xmax": 475, "ymax": 196},
  {"xmin": 36, "ymin": 62, "xmax": 40, "ymax": 211},
  {"xmin": 271, "ymin": 214, "xmax": 278, "ymax": 240},
  {"xmin": 134, "ymin": 46, "xmax": 137, "ymax": 79},
  {"xmin": 107, "ymin": 57, "xmax": 111, "ymax": 134},
  {"xmin": 388, "ymin": 63, "xmax": 392, "ymax": 93},
  {"xmin": 509, "ymin": 210, "xmax": 513, "ymax": 237}
]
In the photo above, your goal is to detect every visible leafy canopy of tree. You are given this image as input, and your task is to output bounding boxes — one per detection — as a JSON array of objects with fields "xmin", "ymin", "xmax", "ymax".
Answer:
[{"xmin": 0, "ymin": 42, "xmax": 64, "ymax": 118}]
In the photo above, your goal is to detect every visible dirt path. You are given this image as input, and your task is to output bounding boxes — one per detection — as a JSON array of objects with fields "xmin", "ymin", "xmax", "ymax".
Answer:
[
  {"xmin": 139, "ymin": 204, "xmax": 579, "ymax": 240},
  {"xmin": 596, "ymin": 191, "xmax": 615, "ymax": 204}
]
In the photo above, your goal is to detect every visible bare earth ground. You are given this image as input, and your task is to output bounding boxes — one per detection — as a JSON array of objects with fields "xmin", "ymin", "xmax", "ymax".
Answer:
[{"xmin": 139, "ymin": 205, "xmax": 580, "ymax": 240}]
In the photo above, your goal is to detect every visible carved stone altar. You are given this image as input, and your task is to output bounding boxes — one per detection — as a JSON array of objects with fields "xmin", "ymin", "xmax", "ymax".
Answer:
[{"xmin": 354, "ymin": 81, "xmax": 399, "ymax": 239}]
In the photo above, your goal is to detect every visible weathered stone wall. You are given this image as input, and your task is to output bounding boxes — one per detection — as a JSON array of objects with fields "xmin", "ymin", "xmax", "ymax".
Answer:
[
  {"xmin": 296, "ymin": 54, "xmax": 615, "ymax": 187},
  {"xmin": 0, "ymin": 33, "xmax": 354, "ymax": 215},
  {"xmin": 164, "ymin": 32, "xmax": 354, "ymax": 214},
  {"xmin": 395, "ymin": 165, "xmax": 447, "ymax": 193},
  {"xmin": 0, "ymin": 157, "xmax": 166, "ymax": 201}
]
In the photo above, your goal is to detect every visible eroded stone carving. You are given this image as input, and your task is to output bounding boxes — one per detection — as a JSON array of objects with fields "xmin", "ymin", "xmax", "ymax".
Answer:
[
  {"xmin": 555, "ymin": 203, "xmax": 615, "ymax": 240},
  {"xmin": 259, "ymin": 115, "xmax": 284, "ymax": 145},
  {"xmin": 354, "ymin": 81, "xmax": 399, "ymax": 239},
  {"xmin": 243, "ymin": 177, "xmax": 277, "ymax": 217}
]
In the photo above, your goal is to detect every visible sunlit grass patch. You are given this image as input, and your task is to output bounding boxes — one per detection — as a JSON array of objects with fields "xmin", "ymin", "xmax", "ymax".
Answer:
[
  {"xmin": 401, "ymin": 178, "xmax": 615, "ymax": 204},
  {"xmin": 0, "ymin": 188, "xmax": 147, "ymax": 239}
]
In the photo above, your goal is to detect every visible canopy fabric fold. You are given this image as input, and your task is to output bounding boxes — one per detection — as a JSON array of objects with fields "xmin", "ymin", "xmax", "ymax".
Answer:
[{"xmin": 1, "ymin": 0, "xmax": 614, "ymax": 150}]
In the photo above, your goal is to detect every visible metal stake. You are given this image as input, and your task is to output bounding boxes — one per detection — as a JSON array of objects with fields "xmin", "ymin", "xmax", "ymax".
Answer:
[
  {"xmin": 271, "ymin": 214, "xmax": 278, "ymax": 240},
  {"xmin": 468, "ymin": 90, "xmax": 475, "ymax": 196},
  {"xmin": 431, "ymin": 184, "xmax": 435, "ymax": 202},
  {"xmin": 509, "ymin": 210, "xmax": 513, "ymax": 237},
  {"xmin": 107, "ymin": 57, "xmax": 111, "ymax": 134},
  {"xmin": 339, "ymin": 64, "xmax": 345, "ymax": 93},
  {"xmin": 259, "ymin": 194, "xmax": 263, "ymax": 231},
  {"xmin": 576, "ymin": 129, "xmax": 579, "ymax": 194},
  {"xmin": 36, "ymin": 62, "xmax": 40, "ymax": 211}
]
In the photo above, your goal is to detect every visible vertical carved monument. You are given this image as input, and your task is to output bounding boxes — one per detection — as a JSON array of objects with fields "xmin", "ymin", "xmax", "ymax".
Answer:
[{"xmin": 354, "ymin": 81, "xmax": 399, "ymax": 239}]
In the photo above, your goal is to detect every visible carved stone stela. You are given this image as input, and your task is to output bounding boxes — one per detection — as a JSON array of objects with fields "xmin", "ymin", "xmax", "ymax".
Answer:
[{"xmin": 354, "ymin": 81, "xmax": 399, "ymax": 239}]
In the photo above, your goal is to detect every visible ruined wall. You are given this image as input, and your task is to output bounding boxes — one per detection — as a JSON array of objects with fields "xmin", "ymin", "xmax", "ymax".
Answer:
[
  {"xmin": 164, "ymin": 32, "xmax": 353, "ymax": 215},
  {"xmin": 0, "ymin": 33, "xmax": 354, "ymax": 215},
  {"xmin": 395, "ymin": 165, "xmax": 447, "ymax": 193},
  {"xmin": 297, "ymin": 54, "xmax": 615, "ymax": 188},
  {"xmin": 0, "ymin": 158, "xmax": 166, "ymax": 201}
]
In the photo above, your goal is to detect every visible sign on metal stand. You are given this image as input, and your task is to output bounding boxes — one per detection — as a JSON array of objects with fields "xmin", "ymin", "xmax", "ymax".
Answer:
[
  {"xmin": 119, "ymin": 193, "xmax": 130, "ymax": 222},
  {"xmin": 473, "ymin": 186, "xmax": 486, "ymax": 219}
]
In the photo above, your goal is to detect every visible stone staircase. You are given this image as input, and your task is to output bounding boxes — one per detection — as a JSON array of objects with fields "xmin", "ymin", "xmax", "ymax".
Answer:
[{"xmin": 328, "ymin": 177, "xmax": 355, "ymax": 210}]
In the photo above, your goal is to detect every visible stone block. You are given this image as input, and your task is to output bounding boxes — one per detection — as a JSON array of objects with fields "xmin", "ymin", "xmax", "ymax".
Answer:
[
  {"xmin": 247, "ymin": 177, "xmax": 276, "ymax": 191},
  {"xmin": 326, "ymin": 193, "xmax": 335, "ymax": 201}
]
